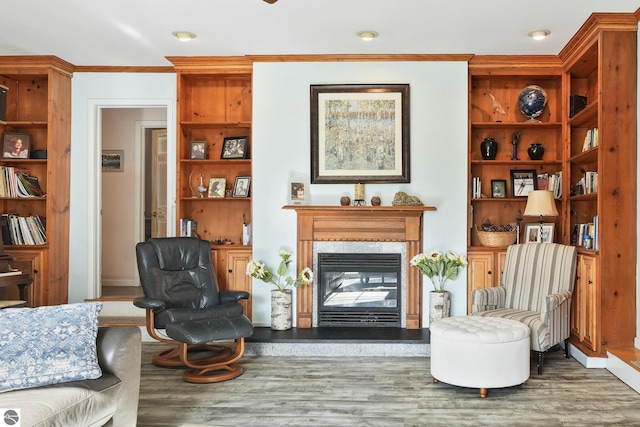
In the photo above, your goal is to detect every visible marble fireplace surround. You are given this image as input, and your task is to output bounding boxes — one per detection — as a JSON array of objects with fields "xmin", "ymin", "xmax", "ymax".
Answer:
[{"xmin": 283, "ymin": 205, "xmax": 436, "ymax": 329}]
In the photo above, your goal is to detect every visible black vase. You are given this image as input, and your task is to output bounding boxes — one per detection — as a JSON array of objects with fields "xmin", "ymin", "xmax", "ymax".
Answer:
[
  {"xmin": 480, "ymin": 138, "xmax": 498, "ymax": 160},
  {"xmin": 527, "ymin": 143, "xmax": 544, "ymax": 160}
]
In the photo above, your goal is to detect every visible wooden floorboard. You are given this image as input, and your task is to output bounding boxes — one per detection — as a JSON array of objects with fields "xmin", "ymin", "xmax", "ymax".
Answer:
[{"xmin": 137, "ymin": 343, "xmax": 640, "ymax": 427}]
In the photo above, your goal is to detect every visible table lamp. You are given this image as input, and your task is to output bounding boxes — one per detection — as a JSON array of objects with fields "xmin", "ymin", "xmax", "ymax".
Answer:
[{"xmin": 523, "ymin": 190, "xmax": 558, "ymax": 242}]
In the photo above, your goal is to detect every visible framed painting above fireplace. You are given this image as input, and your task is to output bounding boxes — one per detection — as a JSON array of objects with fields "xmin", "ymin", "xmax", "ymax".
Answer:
[{"xmin": 310, "ymin": 84, "xmax": 410, "ymax": 184}]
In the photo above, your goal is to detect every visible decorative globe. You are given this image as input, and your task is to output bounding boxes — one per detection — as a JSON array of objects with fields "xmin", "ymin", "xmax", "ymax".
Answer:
[{"xmin": 517, "ymin": 85, "xmax": 548, "ymax": 121}]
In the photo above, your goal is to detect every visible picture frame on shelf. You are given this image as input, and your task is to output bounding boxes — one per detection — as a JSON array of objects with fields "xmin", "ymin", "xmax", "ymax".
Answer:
[
  {"xmin": 207, "ymin": 177, "xmax": 226, "ymax": 198},
  {"xmin": 310, "ymin": 84, "xmax": 410, "ymax": 184},
  {"xmin": 233, "ymin": 176, "xmax": 251, "ymax": 198},
  {"xmin": 290, "ymin": 181, "xmax": 305, "ymax": 204},
  {"xmin": 510, "ymin": 169, "xmax": 537, "ymax": 198},
  {"xmin": 2, "ymin": 132, "xmax": 30, "ymax": 159},
  {"xmin": 190, "ymin": 141, "xmax": 206, "ymax": 159},
  {"xmin": 491, "ymin": 179, "xmax": 507, "ymax": 198},
  {"xmin": 221, "ymin": 137, "xmax": 248, "ymax": 159},
  {"xmin": 101, "ymin": 150, "xmax": 124, "ymax": 172},
  {"xmin": 524, "ymin": 223, "xmax": 555, "ymax": 243}
]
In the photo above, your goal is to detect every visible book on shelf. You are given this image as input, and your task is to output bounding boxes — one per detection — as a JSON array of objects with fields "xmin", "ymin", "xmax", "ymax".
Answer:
[
  {"xmin": 471, "ymin": 177, "xmax": 482, "ymax": 199},
  {"xmin": 179, "ymin": 218, "xmax": 199, "ymax": 238},
  {"xmin": 0, "ymin": 167, "xmax": 45, "ymax": 198},
  {"xmin": 1, "ymin": 214, "xmax": 46, "ymax": 245},
  {"xmin": 242, "ymin": 222, "xmax": 252, "ymax": 246},
  {"xmin": 537, "ymin": 173, "xmax": 549, "ymax": 190},
  {"xmin": 549, "ymin": 171, "xmax": 562, "ymax": 198},
  {"xmin": 581, "ymin": 128, "xmax": 599, "ymax": 152}
]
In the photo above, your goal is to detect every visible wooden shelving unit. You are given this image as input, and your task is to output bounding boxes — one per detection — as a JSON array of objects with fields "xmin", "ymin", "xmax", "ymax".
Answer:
[
  {"xmin": 168, "ymin": 56, "xmax": 253, "ymax": 319},
  {"xmin": 560, "ymin": 13, "xmax": 637, "ymax": 356},
  {"xmin": 466, "ymin": 13, "xmax": 637, "ymax": 358},
  {"xmin": 0, "ymin": 56, "xmax": 73, "ymax": 306}
]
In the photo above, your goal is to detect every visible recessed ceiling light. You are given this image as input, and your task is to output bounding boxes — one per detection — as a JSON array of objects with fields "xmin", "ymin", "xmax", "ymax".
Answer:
[
  {"xmin": 528, "ymin": 29, "xmax": 550, "ymax": 41},
  {"xmin": 172, "ymin": 31, "xmax": 197, "ymax": 42},
  {"xmin": 356, "ymin": 31, "xmax": 379, "ymax": 41}
]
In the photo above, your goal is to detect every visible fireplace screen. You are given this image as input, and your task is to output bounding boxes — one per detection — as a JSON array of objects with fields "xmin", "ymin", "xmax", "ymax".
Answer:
[{"xmin": 317, "ymin": 253, "xmax": 401, "ymax": 327}]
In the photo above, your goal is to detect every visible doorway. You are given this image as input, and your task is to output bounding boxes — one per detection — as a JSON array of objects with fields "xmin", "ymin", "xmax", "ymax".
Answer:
[{"xmin": 97, "ymin": 106, "xmax": 171, "ymax": 299}]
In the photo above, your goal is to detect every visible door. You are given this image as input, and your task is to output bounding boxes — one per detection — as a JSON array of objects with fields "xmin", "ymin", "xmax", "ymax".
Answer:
[{"xmin": 151, "ymin": 129, "xmax": 167, "ymax": 237}]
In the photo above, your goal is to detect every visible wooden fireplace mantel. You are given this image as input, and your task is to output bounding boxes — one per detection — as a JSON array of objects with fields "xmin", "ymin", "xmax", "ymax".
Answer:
[{"xmin": 283, "ymin": 205, "xmax": 436, "ymax": 329}]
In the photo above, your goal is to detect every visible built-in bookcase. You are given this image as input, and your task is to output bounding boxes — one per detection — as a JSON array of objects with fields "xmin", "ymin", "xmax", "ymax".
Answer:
[{"xmin": 0, "ymin": 56, "xmax": 72, "ymax": 306}]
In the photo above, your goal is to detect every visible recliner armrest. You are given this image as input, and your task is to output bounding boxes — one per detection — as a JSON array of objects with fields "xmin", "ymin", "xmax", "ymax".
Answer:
[
  {"xmin": 133, "ymin": 296, "xmax": 166, "ymax": 311},
  {"xmin": 471, "ymin": 286, "xmax": 506, "ymax": 312},
  {"xmin": 219, "ymin": 290, "xmax": 250, "ymax": 303}
]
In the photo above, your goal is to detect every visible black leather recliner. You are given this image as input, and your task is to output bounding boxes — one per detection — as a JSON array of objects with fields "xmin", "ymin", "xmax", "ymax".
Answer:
[{"xmin": 134, "ymin": 237, "xmax": 253, "ymax": 383}]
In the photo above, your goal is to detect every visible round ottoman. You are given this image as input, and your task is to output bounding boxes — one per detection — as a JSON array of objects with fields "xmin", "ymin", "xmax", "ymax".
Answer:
[{"xmin": 430, "ymin": 316, "xmax": 530, "ymax": 398}]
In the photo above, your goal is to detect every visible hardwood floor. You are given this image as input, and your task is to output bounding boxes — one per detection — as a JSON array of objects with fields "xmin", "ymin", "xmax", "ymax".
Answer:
[{"xmin": 137, "ymin": 343, "xmax": 640, "ymax": 426}]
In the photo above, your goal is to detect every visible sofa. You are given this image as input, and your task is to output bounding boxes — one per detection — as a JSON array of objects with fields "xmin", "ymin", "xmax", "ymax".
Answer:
[{"xmin": 0, "ymin": 305, "xmax": 142, "ymax": 427}]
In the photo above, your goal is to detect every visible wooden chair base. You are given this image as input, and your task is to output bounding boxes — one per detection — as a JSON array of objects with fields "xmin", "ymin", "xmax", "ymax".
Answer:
[
  {"xmin": 152, "ymin": 344, "xmax": 233, "ymax": 368},
  {"xmin": 178, "ymin": 338, "xmax": 246, "ymax": 383}
]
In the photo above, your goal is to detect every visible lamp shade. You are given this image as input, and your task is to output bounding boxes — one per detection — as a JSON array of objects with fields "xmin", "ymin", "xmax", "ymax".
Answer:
[{"xmin": 523, "ymin": 190, "xmax": 558, "ymax": 217}]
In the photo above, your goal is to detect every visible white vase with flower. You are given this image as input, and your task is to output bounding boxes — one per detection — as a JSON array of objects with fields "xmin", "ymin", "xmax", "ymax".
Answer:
[
  {"xmin": 410, "ymin": 250, "xmax": 467, "ymax": 325},
  {"xmin": 246, "ymin": 250, "xmax": 313, "ymax": 330}
]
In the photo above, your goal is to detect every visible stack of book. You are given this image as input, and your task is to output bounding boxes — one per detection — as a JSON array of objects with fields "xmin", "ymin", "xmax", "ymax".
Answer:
[
  {"xmin": 549, "ymin": 171, "xmax": 562, "ymax": 198},
  {"xmin": 471, "ymin": 177, "xmax": 482, "ymax": 199},
  {"xmin": 0, "ymin": 167, "xmax": 44, "ymax": 198},
  {"xmin": 1, "ymin": 214, "xmax": 46, "ymax": 245},
  {"xmin": 573, "ymin": 215, "xmax": 598, "ymax": 250}
]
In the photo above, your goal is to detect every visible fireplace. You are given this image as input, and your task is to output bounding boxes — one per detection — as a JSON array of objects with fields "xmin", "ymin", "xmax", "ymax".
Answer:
[
  {"xmin": 284, "ymin": 205, "xmax": 435, "ymax": 329},
  {"xmin": 317, "ymin": 252, "xmax": 402, "ymax": 327}
]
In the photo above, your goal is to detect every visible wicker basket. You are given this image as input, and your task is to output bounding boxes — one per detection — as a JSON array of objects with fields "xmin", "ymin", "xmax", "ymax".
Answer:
[{"xmin": 476, "ymin": 225, "xmax": 517, "ymax": 247}]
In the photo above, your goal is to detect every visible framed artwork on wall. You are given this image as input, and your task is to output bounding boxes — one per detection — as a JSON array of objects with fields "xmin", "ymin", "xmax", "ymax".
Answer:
[
  {"xmin": 310, "ymin": 84, "xmax": 410, "ymax": 184},
  {"xmin": 101, "ymin": 150, "xmax": 124, "ymax": 172}
]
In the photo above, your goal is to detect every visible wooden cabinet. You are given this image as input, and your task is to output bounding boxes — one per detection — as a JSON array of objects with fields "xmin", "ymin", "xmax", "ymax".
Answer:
[
  {"xmin": 466, "ymin": 249, "xmax": 506, "ymax": 313},
  {"xmin": 168, "ymin": 57, "xmax": 253, "ymax": 317},
  {"xmin": 571, "ymin": 254, "xmax": 598, "ymax": 351},
  {"xmin": 561, "ymin": 14, "xmax": 637, "ymax": 356},
  {"xmin": 212, "ymin": 248, "xmax": 252, "ymax": 318},
  {"xmin": 0, "ymin": 56, "xmax": 72, "ymax": 306}
]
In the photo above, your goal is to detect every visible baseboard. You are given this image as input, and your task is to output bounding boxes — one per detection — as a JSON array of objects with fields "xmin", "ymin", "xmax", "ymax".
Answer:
[
  {"xmin": 607, "ymin": 351, "xmax": 640, "ymax": 394},
  {"xmin": 568, "ymin": 343, "xmax": 607, "ymax": 368}
]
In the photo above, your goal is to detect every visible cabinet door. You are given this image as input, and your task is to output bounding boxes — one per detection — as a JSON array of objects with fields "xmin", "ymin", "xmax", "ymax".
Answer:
[
  {"xmin": 467, "ymin": 251, "xmax": 494, "ymax": 313},
  {"xmin": 226, "ymin": 250, "xmax": 252, "ymax": 319},
  {"xmin": 580, "ymin": 255, "xmax": 598, "ymax": 352},
  {"xmin": 6, "ymin": 249, "xmax": 44, "ymax": 307},
  {"xmin": 571, "ymin": 254, "xmax": 598, "ymax": 352}
]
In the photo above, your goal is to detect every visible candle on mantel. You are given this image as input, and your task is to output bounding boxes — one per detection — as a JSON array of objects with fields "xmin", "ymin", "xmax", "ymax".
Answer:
[{"xmin": 354, "ymin": 183, "xmax": 364, "ymax": 200}]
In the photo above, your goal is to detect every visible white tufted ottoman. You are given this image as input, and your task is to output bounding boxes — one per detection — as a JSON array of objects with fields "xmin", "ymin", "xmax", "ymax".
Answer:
[{"xmin": 430, "ymin": 316, "xmax": 530, "ymax": 398}]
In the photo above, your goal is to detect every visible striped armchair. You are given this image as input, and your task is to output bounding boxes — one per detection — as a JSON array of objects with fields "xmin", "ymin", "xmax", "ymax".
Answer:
[{"xmin": 470, "ymin": 243, "xmax": 577, "ymax": 374}]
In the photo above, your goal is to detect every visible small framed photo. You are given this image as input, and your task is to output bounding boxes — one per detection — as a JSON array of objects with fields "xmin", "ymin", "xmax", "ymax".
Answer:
[
  {"xmin": 290, "ymin": 181, "xmax": 305, "ymax": 203},
  {"xmin": 491, "ymin": 179, "xmax": 507, "ymax": 198},
  {"xmin": 510, "ymin": 169, "xmax": 537, "ymax": 198},
  {"xmin": 233, "ymin": 176, "xmax": 251, "ymax": 197},
  {"xmin": 2, "ymin": 132, "xmax": 30, "ymax": 159},
  {"xmin": 207, "ymin": 178, "xmax": 226, "ymax": 198},
  {"xmin": 524, "ymin": 223, "xmax": 555, "ymax": 243},
  {"xmin": 190, "ymin": 141, "xmax": 206, "ymax": 159},
  {"xmin": 221, "ymin": 137, "xmax": 248, "ymax": 159},
  {"xmin": 101, "ymin": 150, "xmax": 124, "ymax": 172}
]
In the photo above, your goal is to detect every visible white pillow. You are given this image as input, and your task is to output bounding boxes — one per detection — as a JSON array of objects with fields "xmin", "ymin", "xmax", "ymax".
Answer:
[{"xmin": 0, "ymin": 302, "xmax": 103, "ymax": 392}]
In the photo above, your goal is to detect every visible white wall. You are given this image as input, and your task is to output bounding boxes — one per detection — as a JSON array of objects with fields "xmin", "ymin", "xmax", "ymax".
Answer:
[
  {"xmin": 69, "ymin": 73, "xmax": 176, "ymax": 303},
  {"xmin": 251, "ymin": 61, "xmax": 468, "ymax": 327}
]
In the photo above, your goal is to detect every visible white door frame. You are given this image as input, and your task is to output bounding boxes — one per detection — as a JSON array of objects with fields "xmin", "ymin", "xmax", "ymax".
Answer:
[{"xmin": 86, "ymin": 99, "xmax": 175, "ymax": 299}]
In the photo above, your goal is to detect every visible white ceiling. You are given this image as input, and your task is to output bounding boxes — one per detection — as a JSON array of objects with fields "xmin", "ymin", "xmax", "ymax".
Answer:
[{"xmin": 1, "ymin": 0, "xmax": 638, "ymax": 67}]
